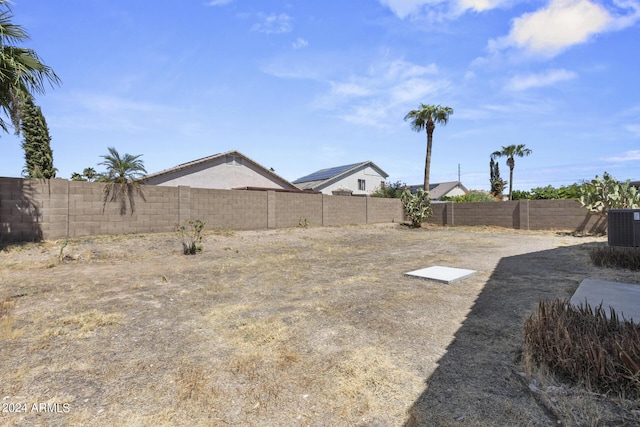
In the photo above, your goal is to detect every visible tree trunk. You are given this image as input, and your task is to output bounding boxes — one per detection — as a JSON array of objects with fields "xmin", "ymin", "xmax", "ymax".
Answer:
[
  {"xmin": 507, "ymin": 157, "xmax": 515, "ymax": 200},
  {"xmin": 424, "ymin": 120, "xmax": 435, "ymax": 194}
]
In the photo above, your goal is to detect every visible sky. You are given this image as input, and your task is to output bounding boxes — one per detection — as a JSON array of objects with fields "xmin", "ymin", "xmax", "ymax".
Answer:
[{"xmin": 0, "ymin": 0, "xmax": 639, "ymax": 191}]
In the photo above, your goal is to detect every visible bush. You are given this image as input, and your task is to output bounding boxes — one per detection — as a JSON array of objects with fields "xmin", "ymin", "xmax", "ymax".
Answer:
[
  {"xmin": 177, "ymin": 219, "xmax": 205, "ymax": 255},
  {"xmin": 400, "ymin": 188, "xmax": 432, "ymax": 227},
  {"xmin": 524, "ymin": 299, "xmax": 640, "ymax": 399},
  {"xmin": 590, "ymin": 246, "xmax": 640, "ymax": 270},
  {"xmin": 371, "ymin": 180, "xmax": 408, "ymax": 198},
  {"xmin": 440, "ymin": 190, "xmax": 498, "ymax": 203}
]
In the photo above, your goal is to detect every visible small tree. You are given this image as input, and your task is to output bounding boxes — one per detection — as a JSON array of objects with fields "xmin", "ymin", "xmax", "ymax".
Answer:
[
  {"xmin": 491, "ymin": 144, "xmax": 532, "ymax": 200},
  {"xmin": 371, "ymin": 180, "xmax": 408, "ymax": 198},
  {"xmin": 20, "ymin": 96, "xmax": 56, "ymax": 178},
  {"xmin": 489, "ymin": 158, "xmax": 506, "ymax": 198},
  {"xmin": 400, "ymin": 188, "xmax": 432, "ymax": 227},
  {"xmin": 580, "ymin": 172, "xmax": 640, "ymax": 216},
  {"xmin": 99, "ymin": 147, "xmax": 147, "ymax": 215}
]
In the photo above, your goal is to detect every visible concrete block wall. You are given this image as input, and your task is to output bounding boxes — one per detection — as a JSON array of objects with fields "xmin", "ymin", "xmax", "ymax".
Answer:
[
  {"xmin": 0, "ymin": 178, "xmax": 607, "ymax": 242},
  {"xmin": 274, "ymin": 191, "xmax": 323, "ymax": 228},
  {"xmin": 190, "ymin": 188, "xmax": 268, "ymax": 230},
  {"xmin": 366, "ymin": 197, "xmax": 405, "ymax": 224},
  {"xmin": 323, "ymin": 195, "xmax": 367, "ymax": 226},
  {"xmin": 424, "ymin": 198, "xmax": 603, "ymax": 231}
]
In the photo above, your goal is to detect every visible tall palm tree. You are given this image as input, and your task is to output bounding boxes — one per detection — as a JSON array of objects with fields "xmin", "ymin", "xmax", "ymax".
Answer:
[
  {"xmin": 491, "ymin": 144, "xmax": 532, "ymax": 200},
  {"xmin": 404, "ymin": 104, "xmax": 453, "ymax": 193},
  {"xmin": 99, "ymin": 147, "xmax": 147, "ymax": 215},
  {"xmin": 0, "ymin": 1, "xmax": 60, "ymax": 134}
]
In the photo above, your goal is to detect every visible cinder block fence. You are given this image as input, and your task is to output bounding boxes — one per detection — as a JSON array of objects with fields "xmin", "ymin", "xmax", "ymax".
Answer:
[
  {"xmin": 0, "ymin": 177, "xmax": 603, "ymax": 242},
  {"xmin": 0, "ymin": 178, "xmax": 403, "ymax": 242}
]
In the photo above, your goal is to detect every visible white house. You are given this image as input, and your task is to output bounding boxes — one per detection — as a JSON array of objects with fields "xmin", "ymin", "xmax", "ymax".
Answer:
[
  {"xmin": 293, "ymin": 161, "xmax": 389, "ymax": 195},
  {"xmin": 141, "ymin": 150, "xmax": 299, "ymax": 191},
  {"xmin": 409, "ymin": 182, "xmax": 469, "ymax": 200}
]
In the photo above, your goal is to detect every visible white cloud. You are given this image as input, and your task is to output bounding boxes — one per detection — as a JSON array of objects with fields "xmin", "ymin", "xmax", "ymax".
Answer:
[
  {"xmin": 489, "ymin": 0, "xmax": 640, "ymax": 57},
  {"xmin": 378, "ymin": 0, "xmax": 434, "ymax": 19},
  {"xmin": 205, "ymin": 0, "xmax": 233, "ymax": 6},
  {"xmin": 507, "ymin": 69, "xmax": 578, "ymax": 91},
  {"xmin": 251, "ymin": 13, "xmax": 292, "ymax": 34},
  {"xmin": 292, "ymin": 38, "xmax": 308, "ymax": 49},
  {"xmin": 604, "ymin": 150, "xmax": 640, "ymax": 161},
  {"xmin": 456, "ymin": 0, "xmax": 508, "ymax": 13}
]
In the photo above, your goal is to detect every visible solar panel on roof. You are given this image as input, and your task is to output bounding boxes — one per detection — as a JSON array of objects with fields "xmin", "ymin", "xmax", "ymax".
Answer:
[{"xmin": 293, "ymin": 162, "xmax": 363, "ymax": 184}]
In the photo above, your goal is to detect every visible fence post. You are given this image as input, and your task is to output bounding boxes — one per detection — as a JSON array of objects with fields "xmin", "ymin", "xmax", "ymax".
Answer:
[
  {"xmin": 446, "ymin": 202, "xmax": 454, "ymax": 226},
  {"xmin": 267, "ymin": 190, "xmax": 276, "ymax": 229}
]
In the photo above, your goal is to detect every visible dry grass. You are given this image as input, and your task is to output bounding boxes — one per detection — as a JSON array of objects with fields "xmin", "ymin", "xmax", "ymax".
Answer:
[{"xmin": 1, "ymin": 223, "xmax": 638, "ymax": 426}]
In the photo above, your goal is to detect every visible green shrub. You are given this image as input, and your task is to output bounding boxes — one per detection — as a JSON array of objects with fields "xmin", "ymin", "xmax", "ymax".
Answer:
[
  {"xmin": 580, "ymin": 172, "xmax": 640, "ymax": 216},
  {"xmin": 590, "ymin": 246, "xmax": 640, "ymax": 270},
  {"xmin": 371, "ymin": 180, "xmax": 408, "ymax": 198},
  {"xmin": 177, "ymin": 219, "xmax": 205, "ymax": 255},
  {"xmin": 441, "ymin": 190, "xmax": 497, "ymax": 203},
  {"xmin": 524, "ymin": 299, "xmax": 640, "ymax": 399},
  {"xmin": 400, "ymin": 189, "xmax": 432, "ymax": 227}
]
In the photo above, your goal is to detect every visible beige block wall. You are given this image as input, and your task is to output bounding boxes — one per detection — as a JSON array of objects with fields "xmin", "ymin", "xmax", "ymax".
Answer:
[
  {"xmin": 274, "ymin": 192, "xmax": 323, "ymax": 228},
  {"xmin": 0, "ymin": 178, "xmax": 610, "ymax": 242}
]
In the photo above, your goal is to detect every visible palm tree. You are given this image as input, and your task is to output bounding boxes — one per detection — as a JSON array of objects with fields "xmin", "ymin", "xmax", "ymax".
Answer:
[
  {"xmin": 491, "ymin": 144, "xmax": 532, "ymax": 200},
  {"xmin": 404, "ymin": 104, "xmax": 453, "ymax": 193},
  {"xmin": 82, "ymin": 167, "xmax": 97, "ymax": 182},
  {"xmin": 99, "ymin": 147, "xmax": 147, "ymax": 215},
  {"xmin": 0, "ymin": 1, "xmax": 60, "ymax": 134}
]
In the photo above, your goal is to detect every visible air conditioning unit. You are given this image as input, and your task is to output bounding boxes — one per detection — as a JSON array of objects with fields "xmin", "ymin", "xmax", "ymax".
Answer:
[{"xmin": 608, "ymin": 209, "xmax": 640, "ymax": 247}]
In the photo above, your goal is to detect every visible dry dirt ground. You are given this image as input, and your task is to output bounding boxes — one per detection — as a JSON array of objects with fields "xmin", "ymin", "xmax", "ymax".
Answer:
[{"xmin": 1, "ymin": 223, "xmax": 639, "ymax": 426}]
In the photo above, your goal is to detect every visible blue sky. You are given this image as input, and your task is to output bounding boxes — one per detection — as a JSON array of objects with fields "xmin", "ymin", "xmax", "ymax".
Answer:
[{"xmin": 1, "ymin": 0, "xmax": 639, "ymax": 191}]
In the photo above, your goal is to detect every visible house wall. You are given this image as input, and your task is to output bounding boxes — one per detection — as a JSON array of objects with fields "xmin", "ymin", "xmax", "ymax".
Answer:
[
  {"xmin": 319, "ymin": 165, "xmax": 386, "ymax": 195},
  {"xmin": 143, "ymin": 155, "xmax": 291, "ymax": 190}
]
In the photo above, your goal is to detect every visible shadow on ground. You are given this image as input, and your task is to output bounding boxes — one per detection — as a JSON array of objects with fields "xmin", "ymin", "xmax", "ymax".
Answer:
[{"xmin": 403, "ymin": 242, "xmax": 607, "ymax": 427}]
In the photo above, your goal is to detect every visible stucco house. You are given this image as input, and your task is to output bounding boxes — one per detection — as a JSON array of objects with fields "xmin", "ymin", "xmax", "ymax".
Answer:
[
  {"xmin": 141, "ymin": 150, "xmax": 299, "ymax": 191},
  {"xmin": 293, "ymin": 161, "xmax": 389, "ymax": 196},
  {"xmin": 409, "ymin": 181, "xmax": 469, "ymax": 200}
]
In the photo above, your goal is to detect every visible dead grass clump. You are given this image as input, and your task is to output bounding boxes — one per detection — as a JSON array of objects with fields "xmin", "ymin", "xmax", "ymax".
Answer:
[
  {"xmin": 524, "ymin": 299, "xmax": 640, "ymax": 399},
  {"xmin": 590, "ymin": 245, "xmax": 640, "ymax": 270},
  {"xmin": 40, "ymin": 309, "xmax": 124, "ymax": 341},
  {"xmin": 0, "ymin": 299, "xmax": 23, "ymax": 340}
]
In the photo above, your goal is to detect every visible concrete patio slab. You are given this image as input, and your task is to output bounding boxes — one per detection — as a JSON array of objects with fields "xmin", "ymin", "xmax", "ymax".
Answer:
[
  {"xmin": 405, "ymin": 266, "xmax": 476, "ymax": 284},
  {"xmin": 570, "ymin": 279, "xmax": 640, "ymax": 323}
]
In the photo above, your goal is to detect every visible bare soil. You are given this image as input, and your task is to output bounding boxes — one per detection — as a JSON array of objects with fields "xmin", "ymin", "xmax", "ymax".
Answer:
[{"xmin": 1, "ymin": 223, "xmax": 639, "ymax": 426}]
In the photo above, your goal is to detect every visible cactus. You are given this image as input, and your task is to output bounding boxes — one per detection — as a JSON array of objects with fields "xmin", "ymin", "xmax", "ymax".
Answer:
[
  {"xmin": 579, "ymin": 172, "xmax": 640, "ymax": 216},
  {"xmin": 400, "ymin": 188, "xmax": 432, "ymax": 227}
]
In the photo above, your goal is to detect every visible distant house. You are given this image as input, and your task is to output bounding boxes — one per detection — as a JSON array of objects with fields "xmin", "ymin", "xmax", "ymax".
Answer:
[
  {"xmin": 293, "ymin": 161, "xmax": 389, "ymax": 195},
  {"xmin": 141, "ymin": 150, "xmax": 299, "ymax": 191},
  {"xmin": 409, "ymin": 181, "xmax": 469, "ymax": 200}
]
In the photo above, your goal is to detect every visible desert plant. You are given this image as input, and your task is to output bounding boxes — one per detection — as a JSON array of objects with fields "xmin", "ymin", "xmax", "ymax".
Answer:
[
  {"xmin": 489, "ymin": 158, "xmax": 506, "ymax": 198},
  {"xmin": 371, "ymin": 180, "xmax": 408, "ymax": 198},
  {"xmin": 99, "ymin": 147, "xmax": 147, "ymax": 215},
  {"xmin": 404, "ymin": 104, "xmax": 453, "ymax": 193},
  {"xmin": 580, "ymin": 172, "xmax": 640, "ymax": 216},
  {"xmin": 440, "ymin": 190, "xmax": 497, "ymax": 203},
  {"xmin": 491, "ymin": 144, "xmax": 532, "ymax": 200},
  {"xmin": 589, "ymin": 246, "xmax": 640, "ymax": 270},
  {"xmin": 177, "ymin": 219, "xmax": 205, "ymax": 255},
  {"xmin": 400, "ymin": 188, "xmax": 432, "ymax": 227},
  {"xmin": 297, "ymin": 217, "xmax": 310, "ymax": 228},
  {"xmin": 524, "ymin": 299, "xmax": 640, "ymax": 399}
]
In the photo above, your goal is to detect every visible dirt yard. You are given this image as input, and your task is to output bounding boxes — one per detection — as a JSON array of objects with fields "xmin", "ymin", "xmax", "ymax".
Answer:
[{"xmin": 1, "ymin": 223, "xmax": 639, "ymax": 426}]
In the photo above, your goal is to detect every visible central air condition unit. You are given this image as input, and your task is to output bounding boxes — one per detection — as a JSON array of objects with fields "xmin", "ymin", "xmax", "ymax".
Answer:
[{"xmin": 607, "ymin": 209, "xmax": 640, "ymax": 247}]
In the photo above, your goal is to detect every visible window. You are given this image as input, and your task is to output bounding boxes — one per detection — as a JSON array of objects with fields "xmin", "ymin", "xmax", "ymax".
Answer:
[{"xmin": 358, "ymin": 179, "xmax": 366, "ymax": 191}]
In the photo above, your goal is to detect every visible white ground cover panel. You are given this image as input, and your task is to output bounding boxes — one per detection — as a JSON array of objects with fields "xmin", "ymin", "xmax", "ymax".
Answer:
[
  {"xmin": 405, "ymin": 266, "xmax": 476, "ymax": 284},
  {"xmin": 570, "ymin": 279, "xmax": 640, "ymax": 324}
]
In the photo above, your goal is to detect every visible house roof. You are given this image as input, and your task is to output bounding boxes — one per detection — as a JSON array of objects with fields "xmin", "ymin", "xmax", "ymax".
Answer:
[
  {"xmin": 141, "ymin": 150, "xmax": 298, "ymax": 190},
  {"xmin": 409, "ymin": 181, "xmax": 469, "ymax": 199},
  {"xmin": 293, "ymin": 161, "xmax": 388, "ymax": 191}
]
